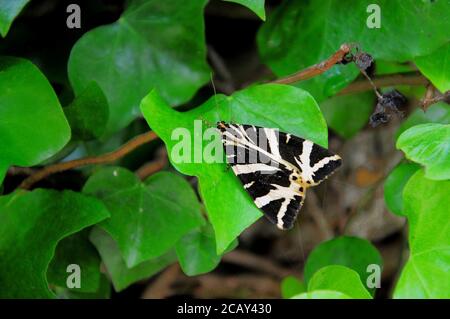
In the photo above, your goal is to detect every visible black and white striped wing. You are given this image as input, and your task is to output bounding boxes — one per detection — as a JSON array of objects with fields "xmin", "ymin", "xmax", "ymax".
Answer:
[{"xmin": 217, "ymin": 122, "xmax": 342, "ymax": 230}]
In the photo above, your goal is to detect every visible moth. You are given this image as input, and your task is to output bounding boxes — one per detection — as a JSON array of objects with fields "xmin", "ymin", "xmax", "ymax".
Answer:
[{"xmin": 217, "ymin": 121, "xmax": 342, "ymax": 230}]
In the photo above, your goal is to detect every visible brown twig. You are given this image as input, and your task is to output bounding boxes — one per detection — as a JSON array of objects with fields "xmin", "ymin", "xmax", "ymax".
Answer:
[
  {"xmin": 18, "ymin": 131, "xmax": 158, "ymax": 190},
  {"xmin": 271, "ymin": 43, "xmax": 352, "ymax": 84},
  {"xmin": 7, "ymin": 167, "xmax": 37, "ymax": 176},
  {"xmin": 136, "ymin": 147, "xmax": 168, "ymax": 180},
  {"xmin": 222, "ymin": 249, "xmax": 294, "ymax": 279},
  {"xmin": 142, "ymin": 263, "xmax": 180, "ymax": 299},
  {"xmin": 421, "ymin": 87, "xmax": 450, "ymax": 110},
  {"xmin": 338, "ymin": 71, "xmax": 429, "ymax": 95}
]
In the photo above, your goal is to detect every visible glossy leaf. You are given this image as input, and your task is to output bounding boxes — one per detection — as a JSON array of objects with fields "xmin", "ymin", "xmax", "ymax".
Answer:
[
  {"xmin": 292, "ymin": 290, "xmax": 351, "ymax": 299},
  {"xmin": 384, "ymin": 163, "xmax": 421, "ymax": 216},
  {"xmin": 304, "ymin": 236, "xmax": 382, "ymax": 294},
  {"xmin": 63, "ymin": 82, "xmax": 109, "ymax": 141},
  {"xmin": 320, "ymin": 92, "xmax": 375, "ymax": 139},
  {"xmin": 280, "ymin": 276, "xmax": 306, "ymax": 298},
  {"xmin": 397, "ymin": 123, "xmax": 450, "ymax": 180},
  {"xmin": 83, "ymin": 167, "xmax": 204, "ymax": 267},
  {"xmin": 258, "ymin": 0, "xmax": 450, "ymax": 100},
  {"xmin": 90, "ymin": 227, "xmax": 176, "ymax": 292},
  {"xmin": 223, "ymin": 0, "xmax": 265, "ymax": 20},
  {"xmin": 394, "ymin": 169, "xmax": 450, "ymax": 298},
  {"xmin": 0, "ymin": 0, "xmax": 30, "ymax": 37},
  {"xmin": 308, "ymin": 265, "xmax": 372, "ymax": 299},
  {"xmin": 140, "ymin": 84, "xmax": 328, "ymax": 253},
  {"xmin": 0, "ymin": 57, "xmax": 71, "ymax": 184},
  {"xmin": 0, "ymin": 189, "xmax": 110, "ymax": 298},
  {"xmin": 415, "ymin": 43, "xmax": 450, "ymax": 93},
  {"xmin": 47, "ymin": 231, "xmax": 102, "ymax": 293},
  {"xmin": 176, "ymin": 224, "xmax": 237, "ymax": 276},
  {"xmin": 68, "ymin": 0, "xmax": 210, "ymax": 135},
  {"xmin": 396, "ymin": 102, "xmax": 450, "ymax": 139},
  {"xmin": 375, "ymin": 60, "xmax": 415, "ymax": 75}
]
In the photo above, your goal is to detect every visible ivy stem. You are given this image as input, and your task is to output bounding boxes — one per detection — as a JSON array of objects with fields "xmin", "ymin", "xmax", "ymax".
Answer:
[
  {"xmin": 338, "ymin": 71, "xmax": 429, "ymax": 95},
  {"xmin": 18, "ymin": 131, "xmax": 158, "ymax": 190},
  {"xmin": 271, "ymin": 43, "xmax": 352, "ymax": 84}
]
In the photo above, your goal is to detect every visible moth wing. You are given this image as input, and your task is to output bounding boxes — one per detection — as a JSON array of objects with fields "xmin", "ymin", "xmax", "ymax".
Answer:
[
  {"xmin": 218, "ymin": 123, "xmax": 305, "ymax": 229},
  {"xmin": 217, "ymin": 122, "xmax": 342, "ymax": 229},
  {"xmin": 277, "ymin": 131, "xmax": 342, "ymax": 186}
]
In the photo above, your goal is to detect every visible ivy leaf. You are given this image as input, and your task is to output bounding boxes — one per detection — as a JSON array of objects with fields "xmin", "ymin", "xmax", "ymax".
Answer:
[
  {"xmin": 280, "ymin": 276, "xmax": 306, "ymax": 298},
  {"xmin": 63, "ymin": 82, "xmax": 109, "ymax": 141},
  {"xmin": 320, "ymin": 92, "xmax": 375, "ymax": 139},
  {"xmin": 304, "ymin": 236, "xmax": 382, "ymax": 294},
  {"xmin": 0, "ymin": 189, "xmax": 110, "ymax": 298},
  {"xmin": 415, "ymin": 43, "xmax": 450, "ymax": 92},
  {"xmin": 292, "ymin": 290, "xmax": 351, "ymax": 299},
  {"xmin": 258, "ymin": 0, "xmax": 450, "ymax": 100},
  {"xmin": 176, "ymin": 224, "xmax": 237, "ymax": 276},
  {"xmin": 68, "ymin": 0, "xmax": 210, "ymax": 135},
  {"xmin": 384, "ymin": 163, "xmax": 421, "ymax": 216},
  {"xmin": 397, "ymin": 123, "xmax": 450, "ymax": 180},
  {"xmin": 223, "ymin": 0, "xmax": 265, "ymax": 20},
  {"xmin": 395, "ymin": 102, "xmax": 450, "ymax": 139},
  {"xmin": 47, "ymin": 231, "xmax": 102, "ymax": 293},
  {"xmin": 375, "ymin": 60, "xmax": 416, "ymax": 75},
  {"xmin": 140, "ymin": 84, "xmax": 328, "ymax": 253},
  {"xmin": 54, "ymin": 274, "xmax": 111, "ymax": 299},
  {"xmin": 0, "ymin": 57, "xmax": 71, "ymax": 184},
  {"xmin": 90, "ymin": 227, "xmax": 176, "ymax": 292},
  {"xmin": 394, "ymin": 169, "xmax": 450, "ymax": 298},
  {"xmin": 83, "ymin": 167, "xmax": 204, "ymax": 267},
  {"xmin": 0, "ymin": 1, "xmax": 30, "ymax": 37},
  {"xmin": 308, "ymin": 265, "xmax": 372, "ymax": 299}
]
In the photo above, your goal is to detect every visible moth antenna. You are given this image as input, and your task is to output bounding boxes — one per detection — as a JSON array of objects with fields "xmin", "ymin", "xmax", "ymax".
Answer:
[
  {"xmin": 200, "ymin": 116, "xmax": 213, "ymax": 128},
  {"xmin": 209, "ymin": 72, "xmax": 229, "ymax": 126}
]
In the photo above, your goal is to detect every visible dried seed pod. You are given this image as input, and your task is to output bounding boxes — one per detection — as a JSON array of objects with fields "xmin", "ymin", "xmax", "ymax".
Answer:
[{"xmin": 354, "ymin": 52, "xmax": 374, "ymax": 72}]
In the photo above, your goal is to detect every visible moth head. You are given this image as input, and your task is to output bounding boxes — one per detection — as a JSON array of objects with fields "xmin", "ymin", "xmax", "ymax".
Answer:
[{"xmin": 216, "ymin": 121, "xmax": 227, "ymax": 131}]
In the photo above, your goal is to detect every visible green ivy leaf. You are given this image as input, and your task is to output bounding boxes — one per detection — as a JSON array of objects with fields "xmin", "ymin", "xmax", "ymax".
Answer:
[
  {"xmin": 258, "ymin": 0, "xmax": 450, "ymax": 100},
  {"xmin": 63, "ymin": 82, "xmax": 109, "ymax": 141},
  {"xmin": 0, "ymin": 189, "xmax": 110, "ymax": 298},
  {"xmin": 415, "ymin": 43, "xmax": 450, "ymax": 93},
  {"xmin": 223, "ymin": 0, "xmax": 265, "ymax": 20},
  {"xmin": 308, "ymin": 265, "xmax": 372, "ymax": 299},
  {"xmin": 0, "ymin": 1, "xmax": 30, "ymax": 37},
  {"xmin": 90, "ymin": 227, "xmax": 176, "ymax": 292},
  {"xmin": 375, "ymin": 60, "xmax": 416, "ymax": 75},
  {"xmin": 280, "ymin": 276, "xmax": 306, "ymax": 298},
  {"xmin": 304, "ymin": 236, "xmax": 382, "ymax": 294},
  {"xmin": 176, "ymin": 223, "xmax": 237, "ymax": 276},
  {"xmin": 397, "ymin": 123, "xmax": 450, "ymax": 180},
  {"xmin": 83, "ymin": 167, "xmax": 204, "ymax": 267},
  {"xmin": 140, "ymin": 84, "xmax": 328, "ymax": 253},
  {"xmin": 54, "ymin": 274, "xmax": 111, "ymax": 299},
  {"xmin": 320, "ymin": 92, "xmax": 375, "ymax": 139},
  {"xmin": 47, "ymin": 231, "xmax": 102, "ymax": 293},
  {"xmin": 396, "ymin": 102, "xmax": 450, "ymax": 139},
  {"xmin": 68, "ymin": 0, "xmax": 210, "ymax": 135},
  {"xmin": 394, "ymin": 169, "xmax": 450, "ymax": 298},
  {"xmin": 0, "ymin": 57, "xmax": 71, "ymax": 184},
  {"xmin": 384, "ymin": 163, "xmax": 421, "ymax": 216},
  {"xmin": 292, "ymin": 290, "xmax": 351, "ymax": 299}
]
